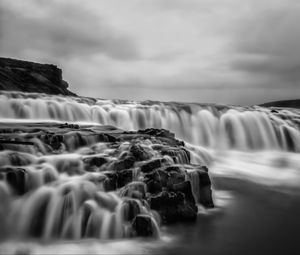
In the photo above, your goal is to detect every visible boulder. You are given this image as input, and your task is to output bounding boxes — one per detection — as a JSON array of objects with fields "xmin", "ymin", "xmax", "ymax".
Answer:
[
  {"xmin": 112, "ymin": 156, "xmax": 135, "ymax": 171},
  {"xmin": 132, "ymin": 214, "xmax": 155, "ymax": 237},
  {"xmin": 140, "ymin": 159, "xmax": 162, "ymax": 173},
  {"xmin": 116, "ymin": 169, "xmax": 133, "ymax": 188},
  {"xmin": 0, "ymin": 167, "xmax": 27, "ymax": 195},
  {"xmin": 130, "ymin": 144, "xmax": 150, "ymax": 161}
]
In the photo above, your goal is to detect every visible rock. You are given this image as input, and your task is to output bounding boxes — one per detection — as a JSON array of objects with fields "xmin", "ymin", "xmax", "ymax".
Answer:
[
  {"xmin": 187, "ymin": 167, "xmax": 214, "ymax": 208},
  {"xmin": 173, "ymin": 181, "xmax": 195, "ymax": 204},
  {"xmin": 148, "ymin": 190, "xmax": 185, "ymax": 223},
  {"xmin": 132, "ymin": 214, "xmax": 155, "ymax": 237},
  {"xmin": 130, "ymin": 144, "xmax": 150, "ymax": 161},
  {"xmin": 83, "ymin": 156, "xmax": 108, "ymax": 169},
  {"xmin": 113, "ymin": 156, "xmax": 135, "ymax": 171},
  {"xmin": 98, "ymin": 133, "xmax": 118, "ymax": 143},
  {"xmin": 166, "ymin": 170, "xmax": 185, "ymax": 189},
  {"xmin": 148, "ymin": 180, "xmax": 199, "ymax": 223},
  {"xmin": 103, "ymin": 172, "xmax": 117, "ymax": 191},
  {"xmin": 0, "ymin": 57, "xmax": 76, "ymax": 96},
  {"xmin": 116, "ymin": 169, "xmax": 133, "ymax": 188},
  {"xmin": 140, "ymin": 159, "xmax": 162, "ymax": 173},
  {"xmin": 0, "ymin": 167, "xmax": 27, "ymax": 195},
  {"xmin": 161, "ymin": 147, "xmax": 190, "ymax": 164},
  {"xmin": 120, "ymin": 181, "xmax": 147, "ymax": 199},
  {"xmin": 137, "ymin": 128, "xmax": 184, "ymax": 146},
  {"xmin": 0, "ymin": 121, "xmax": 215, "ymax": 237},
  {"xmin": 122, "ymin": 199, "xmax": 141, "ymax": 221}
]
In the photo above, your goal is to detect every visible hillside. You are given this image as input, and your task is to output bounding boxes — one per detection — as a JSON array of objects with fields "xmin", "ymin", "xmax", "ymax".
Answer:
[{"xmin": 0, "ymin": 57, "xmax": 76, "ymax": 96}]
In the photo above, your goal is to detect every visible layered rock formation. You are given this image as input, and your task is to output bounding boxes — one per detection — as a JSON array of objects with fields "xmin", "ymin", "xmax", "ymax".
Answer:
[
  {"xmin": 0, "ymin": 123, "xmax": 213, "ymax": 239},
  {"xmin": 259, "ymin": 99, "xmax": 300, "ymax": 109},
  {"xmin": 0, "ymin": 57, "xmax": 76, "ymax": 96}
]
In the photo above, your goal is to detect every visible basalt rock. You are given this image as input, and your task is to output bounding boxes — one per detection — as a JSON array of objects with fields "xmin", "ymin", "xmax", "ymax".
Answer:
[
  {"xmin": 0, "ymin": 167, "xmax": 27, "ymax": 195},
  {"xmin": 132, "ymin": 214, "xmax": 155, "ymax": 237},
  {"xmin": 148, "ymin": 190, "xmax": 195, "ymax": 223},
  {"xmin": 140, "ymin": 159, "xmax": 163, "ymax": 173},
  {"xmin": 0, "ymin": 122, "xmax": 214, "ymax": 239}
]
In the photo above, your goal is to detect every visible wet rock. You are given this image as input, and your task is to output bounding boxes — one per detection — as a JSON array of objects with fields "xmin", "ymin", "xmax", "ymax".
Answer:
[
  {"xmin": 120, "ymin": 181, "xmax": 147, "ymax": 199},
  {"xmin": 140, "ymin": 159, "xmax": 162, "ymax": 173},
  {"xmin": 137, "ymin": 128, "xmax": 184, "ymax": 146},
  {"xmin": 103, "ymin": 172, "xmax": 117, "ymax": 191},
  {"xmin": 132, "ymin": 214, "xmax": 155, "ymax": 237},
  {"xmin": 187, "ymin": 167, "xmax": 214, "ymax": 208},
  {"xmin": 173, "ymin": 181, "xmax": 195, "ymax": 204},
  {"xmin": 59, "ymin": 123, "xmax": 80, "ymax": 129},
  {"xmin": 130, "ymin": 144, "xmax": 150, "ymax": 161},
  {"xmin": 116, "ymin": 169, "xmax": 133, "ymax": 188},
  {"xmin": 161, "ymin": 147, "xmax": 191, "ymax": 164},
  {"xmin": 138, "ymin": 128, "xmax": 175, "ymax": 139},
  {"xmin": 113, "ymin": 156, "xmax": 135, "ymax": 171},
  {"xmin": 148, "ymin": 190, "xmax": 185, "ymax": 223},
  {"xmin": 98, "ymin": 133, "xmax": 118, "ymax": 143},
  {"xmin": 0, "ymin": 167, "xmax": 27, "ymax": 195},
  {"xmin": 166, "ymin": 170, "xmax": 185, "ymax": 189},
  {"xmin": 148, "ymin": 180, "xmax": 199, "ymax": 223},
  {"xmin": 122, "ymin": 199, "xmax": 141, "ymax": 221},
  {"xmin": 83, "ymin": 156, "xmax": 108, "ymax": 169}
]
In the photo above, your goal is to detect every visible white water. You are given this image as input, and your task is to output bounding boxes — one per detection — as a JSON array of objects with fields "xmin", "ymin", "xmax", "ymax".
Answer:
[
  {"xmin": 1, "ymin": 91, "xmax": 300, "ymax": 151},
  {"xmin": 1, "ymin": 91, "xmax": 300, "ymax": 254}
]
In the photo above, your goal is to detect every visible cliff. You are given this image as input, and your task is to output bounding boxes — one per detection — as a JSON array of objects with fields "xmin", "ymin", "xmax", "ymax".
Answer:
[
  {"xmin": 259, "ymin": 99, "xmax": 300, "ymax": 109},
  {"xmin": 0, "ymin": 57, "xmax": 76, "ymax": 96}
]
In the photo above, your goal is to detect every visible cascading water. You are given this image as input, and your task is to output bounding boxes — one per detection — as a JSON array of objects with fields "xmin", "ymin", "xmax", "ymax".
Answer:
[
  {"xmin": 1, "ymin": 91, "xmax": 300, "ymax": 152},
  {"xmin": 1, "ymin": 90, "xmax": 300, "ymax": 255}
]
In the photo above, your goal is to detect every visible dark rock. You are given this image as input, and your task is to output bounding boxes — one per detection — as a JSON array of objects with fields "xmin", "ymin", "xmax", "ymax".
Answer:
[
  {"xmin": 145, "ymin": 179, "xmax": 163, "ymax": 194},
  {"xmin": 116, "ymin": 169, "xmax": 133, "ymax": 188},
  {"xmin": 132, "ymin": 214, "xmax": 155, "ymax": 237},
  {"xmin": 149, "ymin": 190, "xmax": 185, "ymax": 223},
  {"xmin": 0, "ymin": 167, "xmax": 27, "ymax": 195},
  {"xmin": 121, "ymin": 181, "xmax": 147, "ymax": 199},
  {"xmin": 98, "ymin": 133, "xmax": 118, "ymax": 143},
  {"xmin": 84, "ymin": 156, "xmax": 107, "ymax": 168},
  {"xmin": 189, "ymin": 167, "xmax": 214, "ymax": 208},
  {"xmin": 0, "ymin": 57, "xmax": 76, "ymax": 96},
  {"xmin": 148, "ymin": 180, "xmax": 198, "ymax": 223},
  {"xmin": 166, "ymin": 171, "xmax": 185, "ymax": 189},
  {"xmin": 130, "ymin": 144, "xmax": 150, "ymax": 161},
  {"xmin": 140, "ymin": 159, "xmax": 162, "ymax": 173},
  {"xmin": 161, "ymin": 147, "xmax": 191, "ymax": 164},
  {"xmin": 122, "ymin": 199, "xmax": 141, "ymax": 221},
  {"xmin": 113, "ymin": 156, "xmax": 135, "ymax": 171},
  {"xmin": 103, "ymin": 172, "xmax": 117, "ymax": 191},
  {"xmin": 199, "ymin": 186, "xmax": 214, "ymax": 208},
  {"xmin": 173, "ymin": 181, "xmax": 196, "ymax": 204},
  {"xmin": 137, "ymin": 128, "xmax": 184, "ymax": 146}
]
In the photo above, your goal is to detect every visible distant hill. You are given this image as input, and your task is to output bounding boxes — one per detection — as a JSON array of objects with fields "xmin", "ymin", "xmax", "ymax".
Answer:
[
  {"xmin": 0, "ymin": 57, "xmax": 76, "ymax": 96},
  {"xmin": 259, "ymin": 99, "xmax": 300, "ymax": 109}
]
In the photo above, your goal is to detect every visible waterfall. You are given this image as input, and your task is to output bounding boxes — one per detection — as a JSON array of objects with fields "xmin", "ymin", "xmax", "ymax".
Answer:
[
  {"xmin": 1, "ymin": 90, "xmax": 300, "ymax": 244},
  {"xmin": 1, "ymin": 91, "xmax": 299, "ymax": 152}
]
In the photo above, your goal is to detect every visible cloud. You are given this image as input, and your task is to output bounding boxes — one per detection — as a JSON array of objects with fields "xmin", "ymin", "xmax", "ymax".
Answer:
[
  {"xmin": 0, "ymin": 0, "xmax": 299, "ymax": 105},
  {"xmin": 231, "ymin": 1, "xmax": 300, "ymax": 85},
  {"xmin": 0, "ymin": 0, "xmax": 140, "ymax": 61}
]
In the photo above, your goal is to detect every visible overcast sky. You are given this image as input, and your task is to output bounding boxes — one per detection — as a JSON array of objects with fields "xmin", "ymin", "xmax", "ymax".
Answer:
[{"xmin": 0, "ymin": 0, "xmax": 299, "ymax": 105}]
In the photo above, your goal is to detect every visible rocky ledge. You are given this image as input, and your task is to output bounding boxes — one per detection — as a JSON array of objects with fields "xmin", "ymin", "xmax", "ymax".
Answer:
[
  {"xmin": 0, "ymin": 57, "xmax": 76, "ymax": 96},
  {"xmin": 0, "ymin": 123, "xmax": 213, "ymax": 239}
]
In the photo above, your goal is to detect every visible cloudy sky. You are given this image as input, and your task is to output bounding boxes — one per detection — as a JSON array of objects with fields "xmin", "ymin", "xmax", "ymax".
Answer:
[{"xmin": 0, "ymin": 0, "xmax": 299, "ymax": 105}]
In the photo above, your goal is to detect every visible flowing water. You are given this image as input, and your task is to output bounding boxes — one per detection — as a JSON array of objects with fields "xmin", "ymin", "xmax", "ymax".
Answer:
[{"xmin": 1, "ymin": 91, "xmax": 300, "ymax": 254}]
